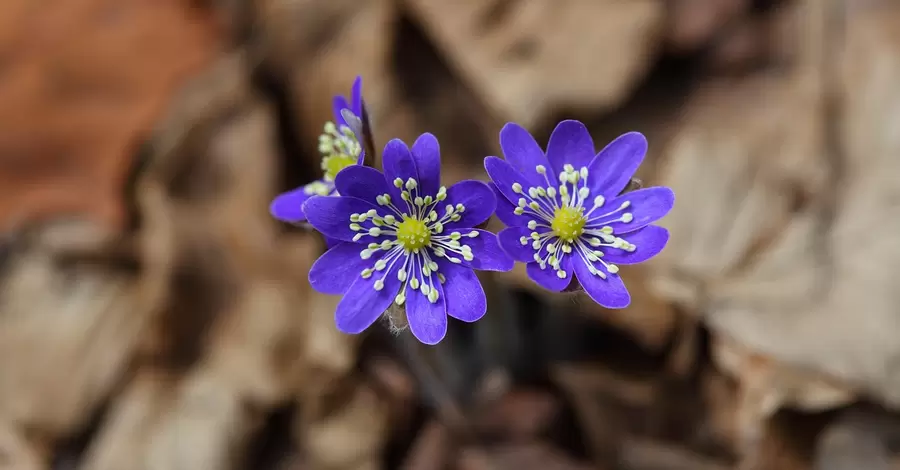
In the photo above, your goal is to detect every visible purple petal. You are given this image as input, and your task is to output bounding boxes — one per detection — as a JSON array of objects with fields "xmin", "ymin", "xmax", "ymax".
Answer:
[
  {"xmin": 571, "ymin": 259, "xmax": 630, "ymax": 308},
  {"xmin": 587, "ymin": 187, "xmax": 675, "ymax": 234},
  {"xmin": 406, "ymin": 273, "xmax": 447, "ymax": 345},
  {"xmin": 546, "ymin": 120, "xmax": 594, "ymax": 176},
  {"xmin": 484, "ymin": 156, "xmax": 552, "ymax": 229},
  {"xmin": 587, "ymin": 132, "xmax": 648, "ymax": 199},
  {"xmin": 270, "ymin": 186, "xmax": 315, "ymax": 222},
  {"xmin": 436, "ymin": 259, "xmax": 486, "ymax": 323},
  {"xmin": 332, "ymin": 95, "xmax": 351, "ymax": 127},
  {"xmin": 603, "ymin": 225, "xmax": 669, "ymax": 265},
  {"xmin": 499, "ymin": 122, "xmax": 553, "ymax": 186},
  {"xmin": 335, "ymin": 165, "xmax": 389, "ymax": 204},
  {"xmin": 411, "ymin": 133, "xmax": 442, "ymax": 197},
  {"xmin": 350, "ymin": 76, "xmax": 363, "ymax": 116},
  {"xmin": 497, "ymin": 226, "xmax": 540, "ymax": 262},
  {"xmin": 355, "ymin": 149, "xmax": 366, "ymax": 165},
  {"xmin": 324, "ymin": 236, "xmax": 342, "ymax": 249},
  {"xmin": 456, "ymin": 229, "xmax": 514, "ymax": 272},
  {"xmin": 443, "ymin": 180, "xmax": 496, "ymax": 230},
  {"xmin": 309, "ymin": 242, "xmax": 371, "ymax": 294},
  {"xmin": 382, "ymin": 138, "xmax": 418, "ymax": 210},
  {"xmin": 526, "ymin": 255, "xmax": 573, "ymax": 292},
  {"xmin": 334, "ymin": 260, "xmax": 402, "ymax": 334},
  {"xmin": 490, "ymin": 183, "xmax": 529, "ymax": 227},
  {"xmin": 303, "ymin": 195, "xmax": 383, "ymax": 242}
]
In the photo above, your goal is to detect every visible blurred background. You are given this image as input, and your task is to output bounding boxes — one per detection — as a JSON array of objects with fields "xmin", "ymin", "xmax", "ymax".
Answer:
[{"xmin": 2, "ymin": 0, "xmax": 900, "ymax": 469}]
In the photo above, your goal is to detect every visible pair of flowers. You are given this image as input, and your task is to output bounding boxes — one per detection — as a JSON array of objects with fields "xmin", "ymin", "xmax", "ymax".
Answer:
[{"xmin": 270, "ymin": 77, "xmax": 674, "ymax": 345}]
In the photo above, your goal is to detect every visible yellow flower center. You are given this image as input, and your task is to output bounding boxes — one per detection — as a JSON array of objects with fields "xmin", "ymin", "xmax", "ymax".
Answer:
[
  {"xmin": 550, "ymin": 206, "xmax": 586, "ymax": 242},
  {"xmin": 396, "ymin": 216, "xmax": 431, "ymax": 251},
  {"xmin": 322, "ymin": 154, "xmax": 357, "ymax": 181}
]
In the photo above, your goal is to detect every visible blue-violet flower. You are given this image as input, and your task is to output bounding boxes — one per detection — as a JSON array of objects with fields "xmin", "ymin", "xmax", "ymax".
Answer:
[
  {"xmin": 485, "ymin": 120, "xmax": 674, "ymax": 308},
  {"xmin": 269, "ymin": 76, "xmax": 365, "ymax": 227},
  {"xmin": 303, "ymin": 133, "xmax": 514, "ymax": 344}
]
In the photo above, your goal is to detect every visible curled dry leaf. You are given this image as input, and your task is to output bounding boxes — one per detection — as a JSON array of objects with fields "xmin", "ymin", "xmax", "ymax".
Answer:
[
  {"xmin": 0, "ymin": 0, "xmax": 219, "ymax": 232},
  {"xmin": 300, "ymin": 380, "xmax": 389, "ymax": 470},
  {"xmin": 0, "ymin": 420, "xmax": 47, "ymax": 470},
  {"xmin": 0, "ymin": 219, "xmax": 169, "ymax": 438},
  {"xmin": 81, "ymin": 53, "xmax": 307, "ymax": 470},
  {"xmin": 400, "ymin": 0, "xmax": 664, "ymax": 128},
  {"xmin": 651, "ymin": 3, "xmax": 900, "ymax": 412}
]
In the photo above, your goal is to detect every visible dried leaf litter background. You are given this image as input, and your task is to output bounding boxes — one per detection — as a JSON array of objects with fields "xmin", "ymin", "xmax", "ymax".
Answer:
[{"xmin": 3, "ymin": 1, "xmax": 900, "ymax": 470}]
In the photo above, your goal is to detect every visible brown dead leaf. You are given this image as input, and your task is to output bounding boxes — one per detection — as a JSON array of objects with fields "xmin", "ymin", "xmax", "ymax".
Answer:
[
  {"xmin": 0, "ymin": 420, "xmax": 47, "ymax": 470},
  {"xmin": 652, "ymin": 4, "xmax": 900, "ymax": 411},
  {"xmin": 666, "ymin": 0, "xmax": 748, "ymax": 52},
  {"xmin": 0, "ymin": 0, "xmax": 220, "ymax": 232},
  {"xmin": 474, "ymin": 389, "xmax": 560, "ymax": 442},
  {"xmin": 401, "ymin": 0, "xmax": 664, "ymax": 128},
  {"xmin": 0, "ymin": 220, "xmax": 168, "ymax": 437},
  {"xmin": 814, "ymin": 409, "xmax": 895, "ymax": 470},
  {"xmin": 401, "ymin": 420, "xmax": 452, "ymax": 470},
  {"xmin": 457, "ymin": 443, "xmax": 594, "ymax": 470},
  {"xmin": 301, "ymin": 380, "xmax": 389, "ymax": 470},
  {"xmin": 619, "ymin": 438, "xmax": 730, "ymax": 470}
]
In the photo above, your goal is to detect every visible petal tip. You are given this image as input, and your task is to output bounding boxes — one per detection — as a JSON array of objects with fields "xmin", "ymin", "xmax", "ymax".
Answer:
[{"xmin": 269, "ymin": 193, "xmax": 307, "ymax": 222}]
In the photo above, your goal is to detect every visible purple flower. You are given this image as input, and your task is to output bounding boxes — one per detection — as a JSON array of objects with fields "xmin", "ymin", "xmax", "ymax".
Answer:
[
  {"xmin": 269, "ymin": 76, "xmax": 365, "ymax": 233},
  {"xmin": 303, "ymin": 133, "xmax": 514, "ymax": 345},
  {"xmin": 485, "ymin": 120, "xmax": 674, "ymax": 309}
]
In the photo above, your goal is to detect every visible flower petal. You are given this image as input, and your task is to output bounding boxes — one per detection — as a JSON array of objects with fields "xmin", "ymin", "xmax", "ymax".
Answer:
[
  {"xmin": 406, "ymin": 272, "xmax": 447, "ymax": 345},
  {"xmin": 603, "ymin": 225, "xmax": 669, "ymax": 265},
  {"xmin": 526, "ymin": 254, "xmax": 573, "ymax": 292},
  {"xmin": 411, "ymin": 133, "xmax": 442, "ymax": 197},
  {"xmin": 484, "ymin": 156, "xmax": 551, "ymax": 230},
  {"xmin": 490, "ymin": 183, "xmax": 529, "ymax": 227},
  {"xmin": 587, "ymin": 132, "xmax": 647, "ymax": 198},
  {"xmin": 499, "ymin": 122, "xmax": 552, "ymax": 186},
  {"xmin": 382, "ymin": 138, "xmax": 418, "ymax": 210},
  {"xmin": 497, "ymin": 226, "xmax": 540, "ymax": 262},
  {"xmin": 456, "ymin": 229, "xmax": 514, "ymax": 272},
  {"xmin": 350, "ymin": 75, "xmax": 363, "ymax": 115},
  {"xmin": 546, "ymin": 120, "xmax": 594, "ymax": 176},
  {"xmin": 436, "ymin": 259, "xmax": 486, "ymax": 323},
  {"xmin": 587, "ymin": 187, "xmax": 675, "ymax": 234},
  {"xmin": 443, "ymin": 180, "xmax": 496, "ymax": 230},
  {"xmin": 270, "ymin": 186, "xmax": 315, "ymax": 222},
  {"xmin": 309, "ymin": 242, "xmax": 372, "ymax": 294},
  {"xmin": 571, "ymin": 259, "xmax": 631, "ymax": 308},
  {"xmin": 335, "ymin": 165, "xmax": 389, "ymax": 204},
  {"xmin": 334, "ymin": 260, "xmax": 402, "ymax": 334},
  {"xmin": 303, "ymin": 195, "xmax": 384, "ymax": 242},
  {"xmin": 324, "ymin": 236, "xmax": 342, "ymax": 249},
  {"xmin": 332, "ymin": 95, "xmax": 351, "ymax": 127}
]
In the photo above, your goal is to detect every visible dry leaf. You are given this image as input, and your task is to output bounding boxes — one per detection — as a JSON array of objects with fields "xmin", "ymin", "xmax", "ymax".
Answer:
[
  {"xmin": 656, "ymin": 5, "xmax": 900, "ymax": 410},
  {"xmin": 401, "ymin": 0, "xmax": 664, "ymax": 128},
  {"xmin": 0, "ymin": 0, "xmax": 219, "ymax": 232}
]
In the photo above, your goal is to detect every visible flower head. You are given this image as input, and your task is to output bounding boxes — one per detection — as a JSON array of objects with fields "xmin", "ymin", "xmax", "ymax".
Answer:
[
  {"xmin": 303, "ymin": 133, "xmax": 513, "ymax": 344},
  {"xmin": 269, "ymin": 76, "xmax": 365, "ymax": 233},
  {"xmin": 485, "ymin": 120, "xmax": 674, "ymax": 308}
]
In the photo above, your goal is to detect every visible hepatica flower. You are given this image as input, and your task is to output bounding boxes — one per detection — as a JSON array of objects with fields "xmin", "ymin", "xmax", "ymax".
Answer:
[
  {"xmin": 269, "ymin": 76, "xmax": 365, "ymax": 228},
  {"xmin": 303, "ymin": 134, "xmax": 513, "ymax": 344},
  {"xmin": 485, "ymin": 120, "xmax": 674, "ymax": 308}
]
